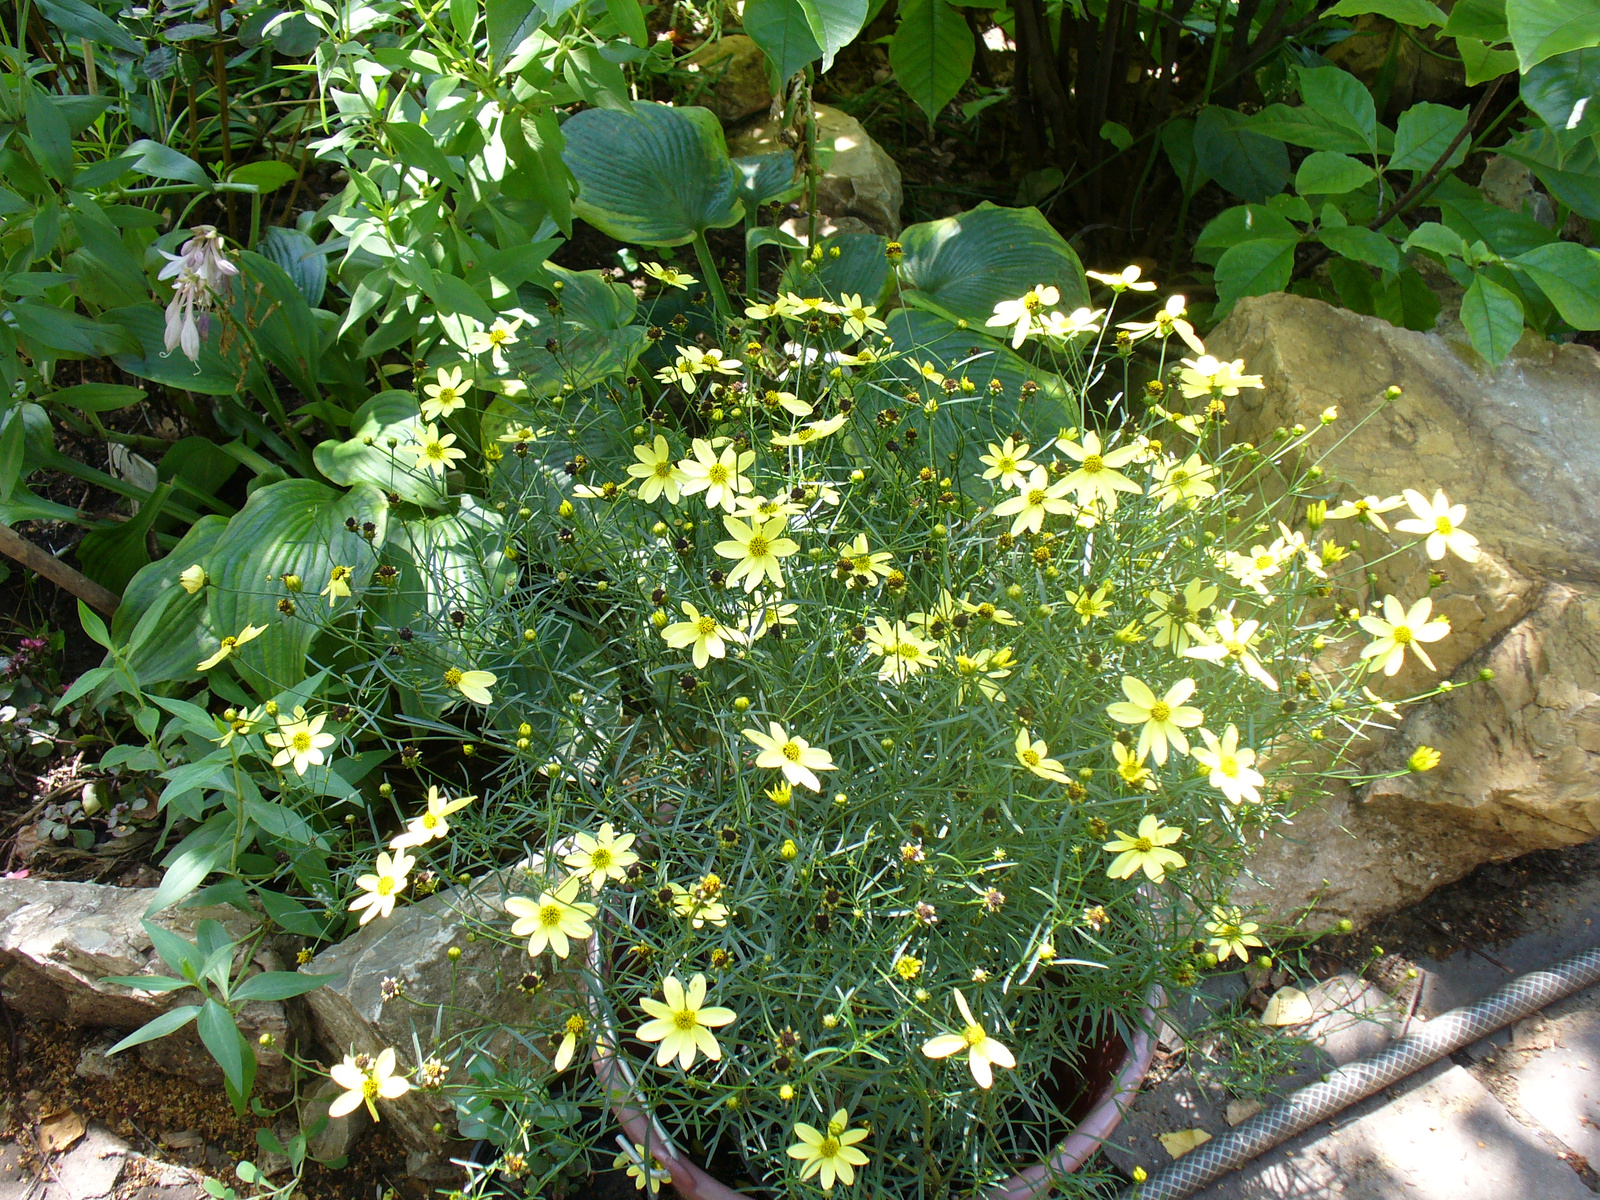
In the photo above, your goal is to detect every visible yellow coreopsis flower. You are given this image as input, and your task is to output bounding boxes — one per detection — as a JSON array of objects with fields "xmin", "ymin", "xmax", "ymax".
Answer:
[
  {"xmin": 1150, "ymin": 453, "xmax": 1217, "ymax": 511},
  {"xmin": 1118, "ymin": 294, "xmax": 1205, "ymax": 353},
  {"xmin": 1113, "ymin": 741, "xmax": 1156, "ymax": 791},
  {"xmin": 1065, "ymin": 582, "xmax": 1113, "ymax": 625},
  {"xmin": 1088, "ymin": 264, "xmax": 1157, "ymax": 292},
  {"xmin": 839, "ymin": 292, "xmax": 886, "ymax": 339},
  {"xmin": 328, "ymin": 1047, "xmax": 411, "ymax": 1121},
  {"xmin": 320, "ymin": 565, "xmax": 353, "ymax": 607},
  {"xmin": 563, "ymin": 822, "xmax": 639, "ymax": 891},
  {"xmin": 179, "ymin": 564, "xmax": 208, "ymax": 594},
  {"xmin": 1106, "ymin": 676, "xmax": 1204, "ymax": 764},
  {"xmin": 626, "ymin": 436, "xmax": 689, "ymax": 504},
  {"xmin": 1177, "ymin": 354, "xmax": 1263, "ymax": 399},
  {"xmin": 1014, "ymin": 726, "xmax": 1068, "ymax": 783},
  {"xmin": 1143, "ymin": 580, "xmax": 1217, "ymax": 653},
  {"xmin": 444, "ymin": 666, "xmax": 497, "ymax": 704},
  {"xmin": 1395, "ymin": 488, "xmax": 1480, "ymax": 562},
  {"xmin": 661, "ymin": 601, "xmax": 735, "ymax": 668},
  {"xmin": 1191, "ymin": 724, "xmax": 1266, "ymax": 804},
  {"xmin": 986, "ymin": 284, "xmax": 1059, "ymax": 347},
  {"xmin": 770, "ymin": 414, "xmax": 848, "ymax": 448},
  {"xmin": 265, "ymin": 707, "xmax": 337, "ymax": 774},
  {"xmin": 348, "ymin": 849, "xmax": 414, "ymax": 924},
  {"xmin": 1359, "ymin": 595, "xmax": 1451, "ymax": 676},
  {"xmin": 642, "ymin": 262, "xmax": 697, "ymax": 290},
  {"xmin": 195, "ymin": 623, "xmax": 266, "ymax": 671},
  {"xmin": 636, "ymin": 973, "xmax": 736, "ymax": 1069},
  {"xmin": 405, "ymin": 422, "xmax": 467, "ymax": 475},
  {"xmin": 787, "ymin": 1110, "xmax": 870, "ymax": 1190},
  {"xmin": 612, "ymin": 1140, "xmax": 671, "ymax": 1194},
  {"xmin": 421, "ymin": 365, "xmax": 471, "ymax": 421},
  {"xmin": 954, "ymin": 646, "xmax": 1014, "ymax": 703},
  {"xmin": 992, "ymin": 467, "xmax": 1076, "ymax": 536},
  {"xmin": 861, "ymin": 618, "xmax": 939, "ymax": 685},
  {"xmin": 921, "ymin": 989, "xmax": 1015, "ymax": 1088},
  {"xmin": 1183, "ymin": 612, "xmax": 1279, "ymax": 691},
  {"xmin": 1058, "ymin": 431, "xmax": 1143, "ymax": 511},
  {"xmin": 1103, "ymin": 815, "xmax": 1187, "ymax": 882},
  {"xmin": 978, "ymin": 437, "xmax": 1037, "ymax": 490},
  {"xmin": 714, "ymin": 515, "xmax": 799, "ymax": 593},
  {"xmin": 466, "ymin": 317, "xmax": 521, "ymax": 371},
  {"xmin": 1205, "ymin": 905, "xmax": 1264, "ymax": 963},
  {"xmin": 390, "ymin": 786, "xmax": 476, "ymax": 850},
  {"xmin": 505, "ymin": 875, "xmax": 597, "ymax": 959},
  {"xmin": 839, "ymin": 533, "xmax": 894, "ymax": 586},
  {"xmin": 743, "ymin": 721, "xmax": 836, "ymax": 792},
  {"xmin": 679, "ymin": 438, "xmax": 754, "ymax": 513}
]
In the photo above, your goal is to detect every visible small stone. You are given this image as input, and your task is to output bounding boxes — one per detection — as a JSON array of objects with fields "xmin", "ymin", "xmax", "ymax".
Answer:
[
  {"xmin": 728, "ymin": 105, "xmax": 903, "ymax": 235},
  {"xmin": 1226, "ymin": 1098, "xmax": 1264, "ymax": 1125},
  {"xmin": 683, "ymin": 36, "xmax": 771, "ymax": 122}
]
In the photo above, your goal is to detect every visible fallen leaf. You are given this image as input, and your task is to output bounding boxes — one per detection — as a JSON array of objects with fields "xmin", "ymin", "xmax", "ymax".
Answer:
[
  {"xmin": 1225, "ymin": 1098, "xmax": 1263, "ymax": 1126},
  {"xmin": 39, "ymin": 1108, "xmax": 85, "ymax": 1154},
  {"xmin": 1159, "ymin": 1128, "xmax": 1213, "ymax": 1159},
  {"xmin": 1261, "ymin": 985, "xmax": 1313, "ymax": 1027},
  {"xmin": 160, "ymin": 1130, "xmax": 204, "ymax": 1150}
]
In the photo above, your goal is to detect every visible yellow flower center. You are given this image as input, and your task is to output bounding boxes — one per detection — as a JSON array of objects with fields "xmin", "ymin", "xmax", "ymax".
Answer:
[
  {"xmin": 1021, "ymin": 749, "xmax": 1041, "ymax": 767},
  {"xmin": 852, "ymin": 555, "xmax": 873, "ymax": 572},
  {"xmin": 438, "ymin": 388, "xmax": 458, "ymax": 404},
  {"xmin": 363, "ymin": 1077, "xmax": 381, "ymax": 1100},
  {"xmin": 672, "ymin": 1008, "xmax": 698, "ymax": 1031},
  {"xmin": 566, "ymin": 1014, "xmax": 587, "ymax": 1035},
  {"xmin": 489, "ymin": 330, "xmax": 509, "ymax": 345},
  {"xmin": 376, "ymin": 877, "xmax": 395, "ymax": 896},
  {"xmin": 444, "ymin": 668, "xmax": 464, "ymax": 686},
  {"xmin": 1435, "ymin": 515, "xmax": 1453, "ymax": 535},
  {"xmin": 1132, "ymin": 836, "xmax": 1154, "ymax": 853},
  {"xmin": 1082, "ymin": 454, "xmax": 1104, "ymax": 474},
  {"xmin": 818, "ymin": 1137, "xmax": 841, "ymax": 1158},
  {"xmin": 654, "ymin": 461, "xmax": 673, "ymax": 479},
  {"xmin": 1218, "ymin": 755, "xmax": 1238, "ymax": 777},
  {"xmin": 590, "ymin": 847, "xmax": 613, "ymax": 869},
  {"xmin": 996, "ymin": 455, "xmax": 1016, "ymax": 473},
  {"xmin": 425, "ymin": 442, "xmax": 448, "ymax": 462},
  {"xmin": 422, "ymin": 812, "xmax": 441, "ymax": 829},
  {"xmin": 977, "ymin": 603, "xmax": 996, "ymax": 619},
  {"xmin": 1392, "ymin": 625, "xmax": 1414, "ymax": 644},
  {"xmin": 539, "ymin": 903, "xmax": 564, "ymax": 927},
  {"xmin": 781, "ymin": 741, "xmax": 802, "ymax": 762},
  {"xmin": 962, "ymin": 1024, "xmax": 986, "ymax": 1048},
  {"xmin": 1022, "ymin": 291, "xmax": 1042, "ymax": 312},
  {"xmin": 696, "ymin": 616, "xmax": 717, "ymax": 636},
  {"xmin": 747, "ymin": 535, "xmax": 770, "ymax": 557},
  {"xmin": 707, "ymin": 464, "xmax": 730, "ymax": 485},
  {"xmin": 1148, "ymin": 701, "xmax": 1171, "ymax": 722},
  {"xmin": 1170, "ymin": 469, "xmax": 1190, "ymax": 485},
  {"xmin": 221, "ymin": 637, "xmax": 238, "ymax": 652},
  {"xmin": 793, "ymin": 428, "xmax": 817, "ymax": 443},
  {"xmin": 292, "ymin": 731, "xmax": 313, "ymax": 753},
  {"xmin": 1026, "ymin": 488, "xmax": 1047, "ymax": 506},
  {"xmin": 1254, "ymin": 554, "xmax": 1275, "ymax": 570}
]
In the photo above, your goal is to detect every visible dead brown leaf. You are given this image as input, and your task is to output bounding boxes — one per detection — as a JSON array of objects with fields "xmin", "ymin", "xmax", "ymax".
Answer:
[{"xmin": 39, "ymin": 1108, "xmax": 85, "ymax": 1154}]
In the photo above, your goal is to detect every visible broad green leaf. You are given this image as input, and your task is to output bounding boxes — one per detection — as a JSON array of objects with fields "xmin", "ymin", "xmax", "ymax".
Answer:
[
  {"xmin": 813, "ymin": 0, "xmax": 871, "ymax": 70},
  {"xmin": 231, "ymin": 971, "xmax": 338, "ymax": 1002},
  {"xmin": 486, "ymin": 0, "xmax": 541, "ymax": 62},
  {"xmin": 34, "ymin": 0, "xmax": 142, "ymax": 51},
  {"xmin": 1193, "ymin": 106, "xmax": 1290, "ymax": 202},
  {"xmin": 126, "ymin": 140, "xmax": 211, "ymax": 187},
  {"xmin": 1328, "ymin": 0, "xmax": 1445, "ymax": 23},
  {"xmin": 1213, "ymin": 238, "xmax": 1299, "ymax": 312},
  {"xmin": 1402, "ymin": 221, "xmax": 1468, "ymax": 258},
  {"xmin": 889, "ymin": 0, "xmax": 975, "ymax": 123},
  {"xmin": 1507, "ymin": 0, "xmax": 1600, "ymax": 70},
  {"xmin": 77, "ymin": 483, "xmax": 172, "ymax": 593},
  {"xmin": 104, "ymin": 303, "xmax": 243, "ymax": 395},
  {"xmin": 206, "ymin": 479, "xmax": 390, "ymax": 694},
  {"xmin": 370, "ymin": 499, "xmax": 516, "ymax": 639},
  {"xmin": 1497, "ymin": 125, "xmax": 1600, "ymax": 218},
  {"xmin": 1100, "ymin": 120, "xmax": 1134, "ymax": 151},
  {"xmin": 255, "ymin": 888, "xmax": 332, "ymax": 936},
  {"xmin": 114, "ymin": 516, "xmax": 225, "ymax": 684},
  {"xmin": 1162, "ymin": 119, "xmax": 1212, "ymax": 195},
  {"xmin": 257, "ymin": 227, "xmax": 327, "ymax": 307},
  {"xmin": 733, "ymin": 153, "xmax": 804, "ymax": 210},
  {"xmin": 605, "ymin": 0, "xmax": 648, "ymax": 44},
  {"xmin": 1432, "ymin": 176, "xmax": 1558, "ymax": 255},
  {"xmin": 314, "ymin": 392, "xmax": 449, "ymax": 508},
  {"xmin": 1521, "ymin": 48, "xmax": 1600, "ymax": 131},
  {"xmin": 1389, "ymin": 102, "xmax": 1469, "ymax": 171},
  {"xmin": 38, "ymin": 383, "xmax": 146, "ymax": 414},
  {"xmin": 502, "ymin": 108, "xmax": 572, "ymax": 237},
  {"xmin": 781, "ymin": 232, "xmax": 890, "ymax": 303},
  {"xmin": 1295, "ymin": 66, "xmax": 1380, "ymax": 153},
  {"xmin": 197, "ymin": 999, "xmax": 249, "ymax": 1097},
  {"xmin": 1193, "ymin": 204, "xmax": 1303, "ymax": 266},
  {"xmin": 146, "ymin": 815, "xmax": 233, "ymax": 913},
  {"xmin": 1457, "ymin": 37, "xmax": 1520, "ymax": 84},
  {"xmin": 896, "ymin": 201, "xmax": 1088, "ymax": 325},
  {"xmin": 386, "ymin": 121, "xmax": 463, "ymax": 190},
  {"xmin": 744, "ymin": 0, "xmax": 824, "ymax": 82},
  {"xmin": 1443, "ymin": 0, "xmax": 1507, "ymax": 41},
  {"xmin": 1295, "ymin": 151, "xmax": 1374, "ymax": 194},
  {"xmin": 1461, "ymin": 273, "xmax": 1525, "ymax": 362},
  {"xmin": 1319, "ymin": 225, "xmax": 1401, "ymax": 273},
  {"xmin": 1511, "ymin": 241, "xmax": 1600, "ymax": 328},
  {"xmin": 228, "ymin": 161, "xmax": 299, "ymax": 193},
  {"xmin": 23, "ymin": 87, "xmax": 73, "ymax": 183},
  {"xmin": 106, "ymin": 1005, "xmax": 203, "ymax": 1056},
  {"xmin": 561, "ymin": 102, "xmax": 744, "ymax": 247},
  {"xmin": 1251, "ymin": 104, "xmax": 1372, "ymax": 154},
  {"xmin": 11, "ymin": 303, "xmax": 138, "ymax": 357}
]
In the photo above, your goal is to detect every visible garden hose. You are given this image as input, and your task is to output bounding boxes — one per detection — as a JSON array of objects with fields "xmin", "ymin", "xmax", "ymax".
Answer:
[{"xmin": 1120, "ymin": 945, "xmax": 1600, "ymax": 1200}]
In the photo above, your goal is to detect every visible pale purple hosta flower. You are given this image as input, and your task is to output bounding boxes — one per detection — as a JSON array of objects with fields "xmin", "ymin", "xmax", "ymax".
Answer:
[{"xmin": 157, "ymin": 226, "xmax": 238, "ymax": 362}]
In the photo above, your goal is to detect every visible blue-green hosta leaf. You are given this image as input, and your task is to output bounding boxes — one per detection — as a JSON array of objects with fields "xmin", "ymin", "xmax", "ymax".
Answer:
[
  {"xmin": 372, "ymin": 499, "xmax": 516, "ymax": 645},
  {"xmin": 561, "ymin": 102, "xmax": 743, "ymax": 247},
  {"xmin": 498, "ymin": 264, "xmax": 648, "ymax": 396},
  {"xmin": 1327, "ymin": 0, "xmax": 1446, "ymax": 26},
  {"xmin": 313, "ymin": 392, "xmax": 449, "ymax": 508},
  {"xmin": 257, "ymin": 227, "xmax": 328, "ymax": 307},
  {"xmin": 780, "ymin": 232, "xmax": 890, "ymax": 303},
  {"xmin": 733, "ymin": 153, "xmax": 804, "ymax": 210},
  {"xmin": 103, "ymin": 303, "xmax": 243, "ymax": 396},
  {"xmin": 896, "ymin": 202, "xmax": 1088, "ymax": 327},
  {"xmin": 877, "ymin": 309, "xmax": 1078, "ymax": 463},
  {"xmin": 204, "ymin": 479, "xmax": 390, "ymax": 696}
]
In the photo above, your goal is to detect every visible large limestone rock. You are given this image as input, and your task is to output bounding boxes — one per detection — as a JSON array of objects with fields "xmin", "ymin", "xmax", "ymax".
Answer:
[
  {"xmin": 1209, "ymin": 293, "xmax": 1600, "ymax": 928},
  {"xmin": 684, "ymin": 35, "xmax": 772, "ymax": 123},
  {"xmin": 728, "ymin": 104, "xmax": 903, "ymax": 235},
  {"xmin": 0, "ymin": 878, "xmax": 295, "ymax": 1090},
  {"xmin": 299, "ymin": 872, "xmax": 573, "ymax": 1165}
]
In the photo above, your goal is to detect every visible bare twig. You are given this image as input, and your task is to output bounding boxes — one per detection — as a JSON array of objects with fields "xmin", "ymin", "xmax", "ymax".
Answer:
[{"xmin": 0, "ymin": 525, "xmax": 121, "ymax": 615}]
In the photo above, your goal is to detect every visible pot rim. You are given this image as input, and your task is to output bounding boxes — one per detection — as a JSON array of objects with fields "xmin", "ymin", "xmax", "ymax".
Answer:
[{"xmin": 588, "ymin": 964, "xmax": 1164, "ymax": 1200}]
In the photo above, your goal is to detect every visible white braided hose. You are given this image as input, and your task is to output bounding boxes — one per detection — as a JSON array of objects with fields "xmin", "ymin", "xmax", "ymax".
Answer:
[{"xmin": 1124, "ymin": 945, "xmax": 1600, "ymax": 1200}]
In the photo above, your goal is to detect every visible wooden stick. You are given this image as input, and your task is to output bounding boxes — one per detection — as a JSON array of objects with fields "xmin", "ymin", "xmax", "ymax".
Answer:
[{"xmin": 0, "ymin": 524, "xmax": 121, "ymax": 615}]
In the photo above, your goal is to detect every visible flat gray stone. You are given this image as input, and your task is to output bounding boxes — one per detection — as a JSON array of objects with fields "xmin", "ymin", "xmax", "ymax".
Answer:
[
  {"xmin": 1508, "ymin": 1005, "xmax": 1600, "ymax": 1164},
  {"xmin": 1195, "ymin": 1065, "xmax": 1593, "ymax": 1200}
]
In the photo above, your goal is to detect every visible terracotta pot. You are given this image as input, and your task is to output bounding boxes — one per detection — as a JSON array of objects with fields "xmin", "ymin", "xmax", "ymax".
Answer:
[{"xmin": 590, "ymin": 983, "xmax": 1164, "ymax": 1200}]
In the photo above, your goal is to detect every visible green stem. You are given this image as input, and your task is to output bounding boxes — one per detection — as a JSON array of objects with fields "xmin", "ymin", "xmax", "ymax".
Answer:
[{"xmin": 692, "ymin": 232, "xmax": 733, "ymax": 320}]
